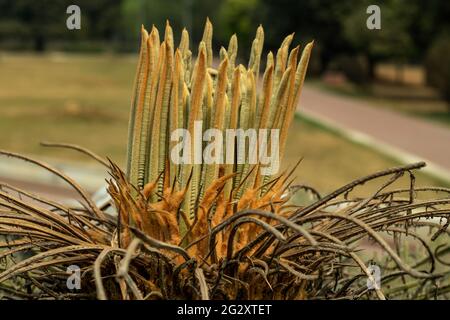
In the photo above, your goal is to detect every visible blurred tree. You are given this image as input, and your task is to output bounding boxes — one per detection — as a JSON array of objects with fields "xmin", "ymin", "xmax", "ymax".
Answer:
[
  {"xmin": 1, "ymin": 0, "xmax": 448, "ymax": 63},
  {"xmin": 120, "ymin": 0, "xmax": 224, "ymax": 52},
  {"xmin": 343, "ymin": 0, "xmax": 416, "ymax": 82},
  {"xmin": 253, "ymin": 0, "xmax": 450, "ymax": 82},
  {"xmin": 343, "ymin": 0, "xmax": 450, "ymax": 83},
  {"xmin": 0, "ymin": 0, "xmax": 66, "ymax": 51},
  {"xmin": 121, "ymin": 0, "xmax": 182, "ymax": 44},
  {"xmin": 0, "ymin": 0, "xmax": 123, "ymax": 51},
  {"xmin": 190, "ymin": 0, "xmax": 224, "ymax": 43},
  {"xmin": 409, "ymin": 0, "xmax": 450, "ymax": 61},
  {"xmin": 216, "ymin": 0, "xmax": 259, "ymax": 58},
  {"xmin": 425, "ymin": 35, "xmax": 450, "ymax": 109},
  {"xmin": 255, "ymin": 0, "xmax": 355, "ymax": 74}
]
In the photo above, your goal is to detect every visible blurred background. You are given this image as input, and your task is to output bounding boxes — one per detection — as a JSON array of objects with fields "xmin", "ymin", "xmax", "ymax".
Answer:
[{"xmin": 0, "ymin": 0, "xmax": 449, "ymax": 198}]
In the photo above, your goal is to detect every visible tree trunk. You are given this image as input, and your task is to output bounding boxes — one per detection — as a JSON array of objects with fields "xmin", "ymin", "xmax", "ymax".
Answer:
[
  {"xmin": 367, "ymin": 55, "xmax": 376, "ymax": 81},
  {"xmin": 34, "ymin": 34, "xmax": 45, "ymax": 52}
]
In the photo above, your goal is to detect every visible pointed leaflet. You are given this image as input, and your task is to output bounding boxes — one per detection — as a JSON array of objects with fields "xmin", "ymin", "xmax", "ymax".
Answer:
[
  {"xmin": 182, "ymin": 43, "xmax": 207, "ymax": 221},
  {"xmin": 148, "ymin": 41, "xmax": 167, "ymax": 199},
  {"xmin": 126, "ymin": 26, "xmax": 147, "ymax": 179},
  {"xmin": 156, "ymin": 23, "xmax": 175, "ymax": 194},
  {"xmin": 248, "ymin": 25, "xmax": 264, "ymax": 80},
  {"xmin": 128, "ymin": 28, "xmax": 149, "ymax": 189},
  {"xmin": 257, "ymin": 53, "xmax": 274, "ymax": 130},
  {"xmin": 224, "ymin": 68, "xmax": 241, "ymax": 199},
  {"xmin": 201, "ymin": 18, "xmax": 213, "ymax": 68},
  {"xmin": 204, "ymin": 58, "xmax": 229, "ymax": 191},
  {"xmin": 169, "ymin": 50, "xmax": 183, "ymax": 188}
]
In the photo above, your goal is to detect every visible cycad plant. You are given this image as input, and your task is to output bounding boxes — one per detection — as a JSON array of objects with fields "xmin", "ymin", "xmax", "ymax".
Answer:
[
  {"xmin": 121, "ymin": 19, "xmax": 313, "ymax": 257},
  {"xmin": 0, "ymin": 20, "xmax": 450, "ymax": 300}
]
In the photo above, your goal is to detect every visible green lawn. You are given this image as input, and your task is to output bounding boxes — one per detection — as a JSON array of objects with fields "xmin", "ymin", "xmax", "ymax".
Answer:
[
  {"xmin": 0, "ymin": 53, "xmax": 134, "ymax": 163},
  {"xmin": 0, "ymin": 53, "xmax": 447, "ymax": 195}
]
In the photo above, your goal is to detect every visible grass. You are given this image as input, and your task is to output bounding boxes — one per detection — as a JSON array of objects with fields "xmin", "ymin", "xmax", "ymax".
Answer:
[
  {"xmin": 0, "ymin": 53, "xmax": 448, "ymax": 194},
  {"xmin": 285, "ymin": 115, "xmax": 449, "ymax": 196},
  {"xmin": 0, "ymin": 53, "xmax": 133, "ymax": 163}
]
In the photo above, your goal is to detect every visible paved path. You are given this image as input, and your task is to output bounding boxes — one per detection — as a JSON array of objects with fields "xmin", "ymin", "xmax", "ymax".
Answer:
[
  {"xmin": 0, "ymin": 157, "xmax": 106, "ymax": 203},
  {"xmin": 298, "ymin": 85, "xmax": 450, "ymax": 179},
  {"xmin": 0, "ymin": 176, "xmax": 81, "ymax": 201}
]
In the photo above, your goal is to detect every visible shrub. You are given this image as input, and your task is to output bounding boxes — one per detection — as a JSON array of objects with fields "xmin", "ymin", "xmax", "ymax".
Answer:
[
  {"xmin": 425, "ymin": 35, "xmax": 450, "ymax": 105},
  {"xmin": 331, "ymin": 54, "xmax": 371, "ymax": 84}
]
